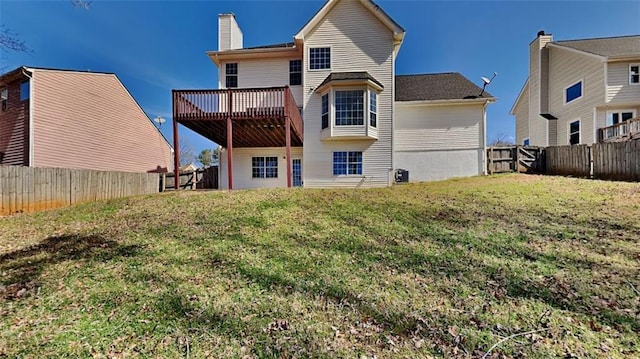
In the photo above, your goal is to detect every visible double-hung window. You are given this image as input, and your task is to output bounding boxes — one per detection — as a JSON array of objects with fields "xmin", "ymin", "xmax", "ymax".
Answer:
[
  {"xmin": 309, "ymin": 48, "xmax": 330, "ymax": 70},
  {"xmin": 335, "ymin": 90, "xmax": 364, "ymax": 126},
  {"xmin": 333, "ymin": 151, "xmax": 362, "ymax": 175},
  {"xmin": 630, "ymin": 64, "xmax": 639, "ymax": 85},
  {"xmin": 565, "ymin": 81, "xmax": 582, "ymax": 104},
  {"xmin": 289, "ymin": 60, "xmax": 302, "ymax": 86},
  {"xmin": 252, "ymin": 156, "xmax": 278, "ymax": 178},
  {"xmin": 321, "ymin": 94, "xmax": 329, "ymax": 129},
  {"xmin": 569, "ymin": 120, "xmax": 580, "ymax": 145},
  {"xmin": 369, "ymin": 91, "xmax": 377, "ymax": 128},
  {"xmin": 225, "ymin": 63, "xmax": 238, "ymax": 88}
]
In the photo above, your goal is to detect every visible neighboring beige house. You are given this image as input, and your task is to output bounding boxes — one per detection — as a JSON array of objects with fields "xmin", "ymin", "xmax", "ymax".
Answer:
[
  {"xmin": 512, "ymin": 32, "xmax": 640, "ymax": 146},
  {"xmin": 0, "ymin": 67, "xmax": 173, "ymax": 173},
  {"xmin": 172, "ymin": 0, "xmax": 494, "ymax": 189}
]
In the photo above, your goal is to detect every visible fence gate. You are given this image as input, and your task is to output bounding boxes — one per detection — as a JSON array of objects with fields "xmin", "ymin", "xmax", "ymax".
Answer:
[{"xmin": 487, "ymin": 146, "xmax": 544, "ymax": 174}]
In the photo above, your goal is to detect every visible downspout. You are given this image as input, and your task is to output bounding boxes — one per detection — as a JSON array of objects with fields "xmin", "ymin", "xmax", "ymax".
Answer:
[
  {"xmin": 482, "ymin": 100, "xmax": 488, "ymax": 176},
  {"xmin": 22, "ymin": 67, "xmax": 34, "ymax": 167}
]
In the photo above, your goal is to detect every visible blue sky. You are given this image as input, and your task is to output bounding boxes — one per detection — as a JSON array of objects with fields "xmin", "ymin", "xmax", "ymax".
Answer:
[{"xmin": 1, "ymin": 0, "xmax": 639, "ymax": 153}]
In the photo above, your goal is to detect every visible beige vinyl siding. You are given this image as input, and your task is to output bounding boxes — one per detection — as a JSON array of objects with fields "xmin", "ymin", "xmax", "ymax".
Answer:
[
  {"xmin": 548, "ymin": 120, "xmax": 558, "ymax": 146},
  {"xmin": 218, "ymin": 147, "xmax": 302, "ymax": 189},
  {"xmin": 0, "ymin": 78, "xmax": 29, "ymax": 166},
  {"xmin": 547, "ymin": 46, "xmax": 605, "ymax": 145},
  {"xmin": 394, "ymin": 102, "xmax": 484, "ymax": 181},
  {"xmin": 31, "ymin": 70, "xmax": 173, "ymax": 173},
  {"xmin": 514, "ymin": 84, "xmax": 530, "ymax": 144},
  {"xmin": 218, "ymin": 15, "xmax": 243, "ymax": 51},
  {"xmin": 218, "ymin": 59, "xmax": 303, "ymax": 106},
  {"xmin": 606, "ymin": 61, "xmax": 640, "ymax": 103},
  {"xmin": 303, "ymin": 0, "xmax": 394, "ymax": 188}
]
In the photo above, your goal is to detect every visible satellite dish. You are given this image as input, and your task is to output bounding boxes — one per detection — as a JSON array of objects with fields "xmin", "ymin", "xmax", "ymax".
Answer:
[
  {"xmin": 153, "ymin": 116, "xmax": 166, "ymax": 128},
  {"xmin": 479, "ymin": 72, "xmax": 498, "ymax": 96}
]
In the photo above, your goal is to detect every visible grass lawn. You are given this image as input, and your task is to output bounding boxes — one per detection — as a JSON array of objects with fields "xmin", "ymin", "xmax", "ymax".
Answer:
[{"xmin": 1, "ymin": 174, "xmax": 638, "ymax": 358}]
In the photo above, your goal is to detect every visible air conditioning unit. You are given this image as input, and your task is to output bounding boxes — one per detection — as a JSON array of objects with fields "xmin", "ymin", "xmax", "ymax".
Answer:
[{"xmin": 395, "ymin": 169, "xmax": 409, "ymax": 183}]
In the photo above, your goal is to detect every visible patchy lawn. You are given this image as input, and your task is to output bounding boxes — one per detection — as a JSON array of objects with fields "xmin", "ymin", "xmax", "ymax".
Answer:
[{"xmin": 0, "ymin": 174, "xmax": 638, "ymax": 358}]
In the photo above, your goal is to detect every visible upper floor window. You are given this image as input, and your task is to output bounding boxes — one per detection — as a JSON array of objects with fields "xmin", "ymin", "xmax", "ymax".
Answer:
[
  {"xmin": 225, "ymin": 63, "xmax": 238, "ymax": 88},
  {"xmin": 333, "ymin": 151, "xmax": 362, "ymax": 176},
  {"xmin": 20, "ymin": 81, "xmax": 29, "ymax": 101},
  {"xmin": 252, "ymin": 156, "xmax": 278, "ymax": 178},
  {"xmin": 321, "ymin": 93, "xmax": 329, "ymax": 129},
  {"xmin": 523, "ymin": 138, "xmax": 530, "ymax": 146},
  {"xmin": 289, "ymin": 60, "xmax": 302, "ymax": 86},
  {"xmin": 565, "ymin": 81, "xmax": 582, "ymax": 104},
  {"xmin": 1, "ymin": 88, "xmax": 7, "ymax": 112},
  {"xmin": 369, "ymin": 91, "xmax": 377, "ymax": 128},
  {"xmin": 630, "ymin": 64, "xmax": 639, "ymax": 85},
  {"xmin": 309, "ymin": 47, "xmax": 330, "ymax": 70},
  {"xmin": 569, "ymin": 120, "xmax": 580, "ymax": 145},
  {"xmin": 335, "ymin": 90, "xmax": 364, "ymax": 126}
]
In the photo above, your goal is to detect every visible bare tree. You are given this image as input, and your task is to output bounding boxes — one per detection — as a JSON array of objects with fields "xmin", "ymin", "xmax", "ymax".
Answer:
[
  {"xmin": 0, "ymin": 26, "xmax": 31, "ymax": 53},
  {"xmin": 179, "ymin": 144, "xmax": 195, "ymax": 167},
  {"xmin": 489, "ymin": 133, "xmax": 515, "ymax": 147}
]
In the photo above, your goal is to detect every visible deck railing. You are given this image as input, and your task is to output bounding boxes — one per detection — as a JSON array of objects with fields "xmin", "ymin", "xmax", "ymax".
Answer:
[
  {"xmin": 173, "ymin": 86, "xmax": 303, "ymax": 139},
  {"xmin": 598, "ymin": 117, "xmax": 640, "ymax": 142}
]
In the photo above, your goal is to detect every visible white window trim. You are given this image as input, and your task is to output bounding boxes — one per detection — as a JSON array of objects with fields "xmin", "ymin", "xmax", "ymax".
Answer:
[
  {"xmin": 568, "ymin": 119, "xmax": 581, "ymax": 145},
  {"xmin": 606, "ymin": 109, "xmax": 636, "ymax": 126},
  {"xmin": 308, "ymin": 46, "xmax": 332, "ymax": 71},
  {"xmin": 332, "ymin": 150, "xmax": 364, "ymax": 177},
  {"xmin": 630, "ymin": 63, "xmax": 640, "ymax": 85},
  {"xmin": 225, "ymin": 63, "xmax": 238, "ymax": 89},
  {"xmin": 564, "ymin": 79, "xmax": 583, "ymax": 105},
  {"xmin": 251, "ymin": 156, "xmax": 279, "ymax": 179},
  {"xmin": 289, "ymin": 59, "xmax": 302, "ymax": 87},
  {"xmin": 369, "ymin": 90, "xmax": 377, "ymax": 128}
]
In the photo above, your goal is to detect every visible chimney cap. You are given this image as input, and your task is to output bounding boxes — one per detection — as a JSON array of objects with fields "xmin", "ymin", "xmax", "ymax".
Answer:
[
  {"xmin": 537, "ymin": 30, "xmax": 546, "ymax": 37},
  {"xmin": 219, "ymin": 13, "xmax": 236, "ymax": 17}
]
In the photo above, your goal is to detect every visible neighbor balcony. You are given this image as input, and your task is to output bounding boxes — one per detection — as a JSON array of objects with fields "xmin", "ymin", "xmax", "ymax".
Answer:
[
  {"xmin": 598, "ymin": 117, "xmax": 640, "ymax": 142},
  {"xmin": 172, "ymin": 86, "xmax": 303, "ymax": 189}
]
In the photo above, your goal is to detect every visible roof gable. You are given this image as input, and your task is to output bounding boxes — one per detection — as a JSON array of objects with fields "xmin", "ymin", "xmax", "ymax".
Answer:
[
  {"xmin": 395, "ymin": 73, "xmax": 494, "ymax": 102},
  {"xmin": 294, "ymin": 0, "xmax": 405, "ymax": 45}
]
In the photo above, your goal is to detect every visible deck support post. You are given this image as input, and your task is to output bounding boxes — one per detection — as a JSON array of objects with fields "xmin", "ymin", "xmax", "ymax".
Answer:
[
  {"xmin": 227, "ymin": 91, "xmax": 233, "ymax": 190},
  {"xmin": 172, "ymin": 91, "xmax": 180, "ymax": 190},
  {"xmin": 286, "ymin": 116, "xmax": 292, "ymax": 188}
]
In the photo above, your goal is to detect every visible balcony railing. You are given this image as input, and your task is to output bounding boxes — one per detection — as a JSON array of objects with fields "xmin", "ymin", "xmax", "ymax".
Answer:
[
  {"xmin": 173, "ymin": 86, "xmax": 303, "ymax": 140},
  {"xmin": 598, "ymin": 117, "xmax": 640, "ymax": 142}
]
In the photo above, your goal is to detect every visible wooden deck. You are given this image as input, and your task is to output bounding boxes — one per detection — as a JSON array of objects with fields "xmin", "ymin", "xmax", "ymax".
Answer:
[
  {"xmin": 598, "ymin": 117, "xmax": 640, "ymax": 143},
  {"xmin": 172, "ymin": 87, "xmax": 303, "ymax": 147}
]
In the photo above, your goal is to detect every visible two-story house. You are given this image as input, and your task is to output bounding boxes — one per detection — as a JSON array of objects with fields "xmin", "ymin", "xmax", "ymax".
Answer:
[
  {"xmin": 512, "ymin": 32, "xmax": 640, "ymax": 146},
  {"xmin": 172, "ymin": 0, "xmax": 494, "ymax": 189},
  {"xmin": 0, "ymin": 67, "xmax": 173, "ymax": 173}
]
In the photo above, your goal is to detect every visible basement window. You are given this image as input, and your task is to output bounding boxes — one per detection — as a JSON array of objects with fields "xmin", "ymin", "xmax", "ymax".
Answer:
[
  {"xmin": 630, "ymin": 64, "xmax": 639, "ymax": 85},
  {"xmin": 333, "ymin": 151, "xmax": 362, "ymax": 176},
  {"xmin": 1, "ymin": 88, "xmax": 7, "ymax": 111},
  {"xmin": 225, "ymin": 63, "xmax": 238, "ymax": 88},
  {"xmin": 252, "ymin": 156, "xmax": 278, "ymax": 178},
  {"xmin": 564, "ymin": 81, "xmax": 582, "ymax": 104},
  {"xmin": 523, "ymin": 138, "xmax": 530, "ymax": 146},
  {"xmin": 569, "ymin": 120, "xmax": 580, "ymax": 145}
]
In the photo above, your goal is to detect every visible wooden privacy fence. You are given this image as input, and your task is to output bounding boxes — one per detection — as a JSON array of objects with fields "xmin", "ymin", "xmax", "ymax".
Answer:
[
  {"xmin": 487, "ymin": 146, "xmax": 544, "ymax": 174},
  {"xmin": 488, "ymin": 140, "xmax": 640, "ymax": 181},
  {"xmin": 0, "ymin": 166, "xmax": 159, "ymax": 216},
  {"xmin": 160, "ymin": 166, "xmax": 218, "ymax": 191}
]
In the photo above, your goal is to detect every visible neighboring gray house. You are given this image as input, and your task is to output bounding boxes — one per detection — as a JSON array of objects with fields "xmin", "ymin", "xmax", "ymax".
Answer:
[
  {"xmin": 172, "ymin": 0, "xmax": 495, "ymax": 189},
  {"xmin": 512, "ymin": 32, "xmax": 640, "ymax": 146}
]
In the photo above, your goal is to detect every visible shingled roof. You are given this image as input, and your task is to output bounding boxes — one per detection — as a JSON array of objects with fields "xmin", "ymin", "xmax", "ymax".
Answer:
[
  {"xmin": 395, "ymin": 73, "xmax": 492, "ymax": 102},
  {"xmin": 317, "ymin": 72, "xmax": 384, "ymax": 90},
  {"xmin": 553, "ymin": 35, "xmax": 640, "ymax": 58},
  {"xmin": 244, "ymin": 42, "xmax": 296, "ymax": 50}
]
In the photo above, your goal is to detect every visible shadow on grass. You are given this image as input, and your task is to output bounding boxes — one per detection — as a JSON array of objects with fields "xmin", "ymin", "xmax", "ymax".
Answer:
[{"xmin": 0, "ymin": 234, "xmax": 141, "ymax": 300}]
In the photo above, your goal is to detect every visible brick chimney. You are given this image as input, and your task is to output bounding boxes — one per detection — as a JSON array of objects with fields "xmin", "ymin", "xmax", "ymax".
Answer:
[{"xmin": 218, "ymin": 13, "xmax": 243, "ymax": 51}]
